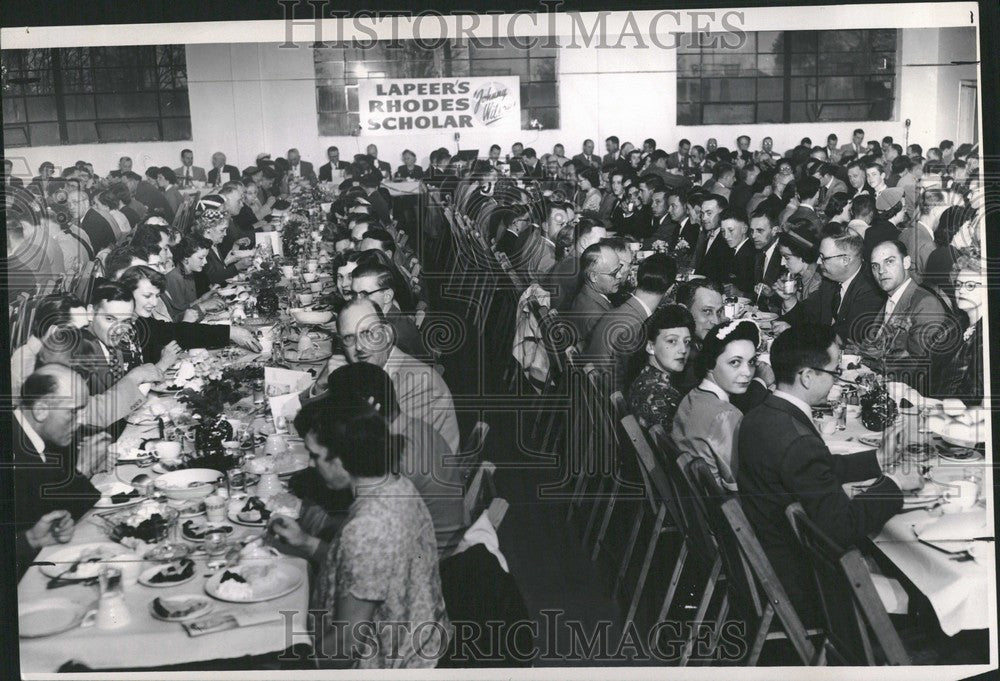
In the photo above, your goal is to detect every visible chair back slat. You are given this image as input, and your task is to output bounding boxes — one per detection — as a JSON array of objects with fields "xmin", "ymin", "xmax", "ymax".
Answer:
[
  {"xmin": 686, "ymin": 459, "xmax": 819, "ymax": 665},
  {"xmin": 785, "ymin": 504, "xmax": 910, "ymax": 665}
]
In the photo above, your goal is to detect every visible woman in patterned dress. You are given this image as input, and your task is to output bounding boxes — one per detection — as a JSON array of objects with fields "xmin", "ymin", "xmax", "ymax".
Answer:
[{"xmin": 627, "ymin": 304, "xmax": 695, "ymax": 434}]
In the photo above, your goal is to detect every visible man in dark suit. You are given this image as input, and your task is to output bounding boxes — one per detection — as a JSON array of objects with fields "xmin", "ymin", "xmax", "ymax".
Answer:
[
  {"xmin": 779, "ymin": 230, "xmax": 886, "ymax": 346},
  {"xmin": 748, "ymin": 208, "xmax": 783, "ymax": 310},
  {"xmin": 287, "ymin": 148, "xmax": 317, "ymax": 184},
  {"xmin": 360, "ymin": 173, "xmax": 393, "ymax": 225},
  {"xmin": 567, "ymin": 243, "xmax": 620, "ymax": 350},
  {"xmin": 12, "ymin": 365, "xmax": 104, "ymax": 574},
  {"xmin": 862, "ymin": 240, "xmax": 962, "ymax": 399},
  {"xmin": 720, "ymin": 209, "xmax": 756, "ymax": 297},
  {"xmin": 601, "ymin": 136, "xmax": 621, "ymax": 166},
  {"xmin": 666, "ymin": 138, "xmax": 692, "ymax": 176},
  {"xmin": 643, "ymin": 189, "xmax": 678, "ymax": 249},
  {"xmin": 208, "ymin": 152, "xmax": 240, "ymax": 186},
  {"xmin": 4, "ymin": 157, "xmax": 25, "ymax": 188},
  {"xmin": 584, "ymin": 253, "xmax": 675, "ymax": 393},
  {"xmin": 784, "ymin": 176, "xmax": 824, "ymax": 238},
  {"xmin": 816, "ymin": 163, "xmax": 848, "ymax": 213},
  {"xmin": 674, "ymin": 190, "xmax": 701, "ymax": 250},
  {"xmin": 849, "ymin": 194, "xmax": 900, "ymax": 260},
  {"xmin": 173, "ymin": 148, "xmax": 207, "ymax": 186},
  {"xmin": 318, "ymin": 145, "xmax": 351, "ymax": 182},
  {"xmin": 738, "ymin": 323, "xmax": 920, "ymax": 619},
  {"xmin": 366, "ymin": 144, "xmax": 392, "ymax": 179},
  {"xmin": 350, "ymin": 263, "xmax": 429, "ymax": 359},
  {"xmin": 572, "ymin": 139, "xmax": 601, "ymax": 169},
  {"xmin": 542, "ymin": 218, "xmax": 607, "ymax": 311},
  {"xmin": 692, "ymin": 194, "xmax": 733, "ymax": 284},
  {"xmin": 838, "ymin": 128, "xmax": 866, "ymax": 159}
]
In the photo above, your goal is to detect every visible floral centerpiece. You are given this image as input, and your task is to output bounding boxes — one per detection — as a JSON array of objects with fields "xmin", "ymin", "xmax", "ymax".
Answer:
[
  {"xmin": 856, "ymin": 373, "xmax": 898, "ymax": 431},
  {"xmin": 281, "ymin": 215, "xmax": 308, "ymax": 260},
  {"xmin": 176, "ymin": 363, "xmax": 264, "ymax": 467}
]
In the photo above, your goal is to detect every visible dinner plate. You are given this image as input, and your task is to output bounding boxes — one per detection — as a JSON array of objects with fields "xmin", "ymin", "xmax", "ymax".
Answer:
[
  {"xmin": 149, "ymin": 594, "xmax": 214, "ymax": 622},
  {"xmin": 204, "ymin": 563, "xmax": 303, "ymax": 603},
  {"xmin": 181, "ymin": 519, "xmax": 235, "ymax": 542},
  {"xmin": 228, "ymin": 509, "xmax": 269, "ymax": 527},
  {"xmin": 939, "ymin": 432, "xmax": 983, "ymax": 449},
  {"xmin": 39, "ymin": 543, "xmax": 135, "ymax": 579},
  {"xmin": 857, "ymin": 434, "xmax": 884, "ymax": 448},
  {"xmin": 139, "ymin": 559, "xmax": 197, "ymax": 588},
  {"xmin": 902, "ymin": 480, "xmax": 948, "ymax": 509},
  {"xmin": 94, "ymin": 483, "xmax": 144, "ymax": 509},
  {"xmin": 827, "ymin": 441, "xmax": 874, "ymax": 456},
  {"xmin": 283, "ymin": 349, "xmax": 333, "ymax": 364},
  {"xmin": 938, "ymin": 447, "xmax": 984, "ymax": 463},
  {"xmin": 19, "ymin": 598, "xmax": 92, "ymax": 638}
]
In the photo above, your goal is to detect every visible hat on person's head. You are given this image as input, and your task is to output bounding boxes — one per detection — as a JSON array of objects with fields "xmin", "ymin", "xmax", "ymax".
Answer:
[
  {"xmin": 196, "ymin": 194, "xmax": 225, "ymax": 216},
  {"xmin": 697, "ymin": 319, "xmax": 760, "ymax": 378}
]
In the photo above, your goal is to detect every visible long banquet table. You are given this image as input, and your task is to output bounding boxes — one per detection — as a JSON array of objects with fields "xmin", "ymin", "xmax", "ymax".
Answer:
[
  {"xmin": 823, "ymin": 406, "xmax": 995, "ymax": 636},
  {"xmin": 18, "ymin": 348, "xmax": 318, "ymax": 673}
]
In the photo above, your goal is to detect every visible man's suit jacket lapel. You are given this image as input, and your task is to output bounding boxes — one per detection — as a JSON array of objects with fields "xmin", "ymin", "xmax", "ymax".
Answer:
[{"xmin": 582, "ymin": 284, "xmax": 611, "ymax": 313}]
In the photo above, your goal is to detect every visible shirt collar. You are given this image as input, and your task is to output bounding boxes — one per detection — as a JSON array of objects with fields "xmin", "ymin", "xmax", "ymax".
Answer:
[
  {"xmin": 886, "ymin": 277, "xmax": 913, "ymax": 310},
  {"xmin": 840, "ymin": 266, "xmax": 861, "ymax": 294},
  {"xmin": 14, "ymin": 409, "xmax": 47, "ymax": 461},
  {"xmin": 764, "ymin": 238, "xmax": 779, "ymax": 260},
  {"xmin": 631, "ymin": 294, "xmax": 653, "ymax": 318},
  {"xmin": 698, "ymin": 379, "xmax": 730, "ymax": 403},
  {"xmin": 734, "ymin": 237, "xmax": 750, "ymax": 253},
  {"xmin": 772, "ymin": 390, "xmax": 813, "ymax": 421}
]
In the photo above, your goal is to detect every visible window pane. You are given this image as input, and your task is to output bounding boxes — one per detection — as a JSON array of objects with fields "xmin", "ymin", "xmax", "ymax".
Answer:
[
  {"xmin": 757, "ymin": 102, "xmax": 784, "ymax": 122},
  {"xmin": 758, "ymin": 77, "xmax": 784, "ymax": 101},
  {"xmin": 700, "ymin": 53, "xmax": 755, "ymax": 77},
  {"xmin": 818, "ymin": 51, "xmax": 865, "ymax": 76},
  {"xmin": 677, "ymin": 79, "xmax": 701, "ymax": 103},
  {"xmin": 790, "ymin": 77, "xmax": 817, "ymax": 100},
  {"xmin": 315, "ymin": 60, "xmax": 345, "ymax": 79},
  {"xmin": 470, "ymin": 40, "xmax": 527, "ymax": 60},
  {"xmin": 818, "ymin": 76, "xmax": 866, "ymax": 100},
  {"xmin": 4, "ymin": 125, "xmax": 29, "ymax": 147},
  {"xmin": 3, "ymin": 97, "xmax": 27, "ymax": 123},
  {"xmin": 317, "ymin": 84, "xmax": 346, "ymax": 112},
  {"xmin": 677, "ymin": 55, "xmax": 702, "ymax": 76},
  {"xmin": 319, "ymin": 112, "xmax": 354, "ymax": 135},
  {"xmin": 95, "ymin": 93, "xmax": 158, "ymax": 119},
  {"xmin": 757, "ymin": 54, "xmax": 784, "ymax": 76},
  {"xmin": 161, "ymin": 117, "xmax": 192, "ymax": 140},
  {"xmin": 97, "ymin": 120, "xmax": 161, "ymax": 142},
  {"xmin": 790, "ymin": 102, "xmax": 818, "ymax": 123},
  {"xmin": 523, "ymin": 82, "xmax": 557, "ymax": 107},
  {"xmin": 788, "ymin": 32, "xmax": 818, "ymax": 52},
  {"xmin": 819, "ymin": 30, "xmax": 863, "ymax": 52},
  {"xmin": 703, "ymin": 103, "xmax": 755, "ymax": 124},
  {"xmin": 530, "ymin": 57, "xmax": 556, "ymax": 81},
  {"xmin": 63, "ymin": 95, "xmax": 96, "ymax": 121},
  {"xmin": 676, "ymin": 102, "xmax": 700, "ymax": 125},
  {"xmin": 159, "ymin": 91, "xmax": 190, "ymax": 117},
  {"xmin": 29, "ymin": 122, "xmax": 61, "ymax": 145},
  {"xmin": 702, "ymin": 78, "xmax": 755, "ymax": 102},
  {"xmin": 26, "ymin": 96, "xmax": 59, "ymax": 122},
  {"xmin": 790, "ymin": 54, "xmax": 816, "ymax": 76},
  {"xmin": 870, "ymin": 29, "xmax": 897, "ymax": 51},
  {"xmin": 446, "ymin": 59, "xmax": 470, "ymax": 77},
  {"xmin": 530, "ymin": 107, "xmax": 559, "ymax": 130},
  {"xmin": 66, "ymin": 121, "xmax": 99, "ymax": 144},
  {"xmin": 469, "ymin": 58, "xmax": 530, "ymax": 79},
  {"xmin": 757, "ymin": 31, "xmax": 783, "ymax": 53},
  {"xmin": 347, "ymin": 86, "xmax": 359, "ymax": 112}
]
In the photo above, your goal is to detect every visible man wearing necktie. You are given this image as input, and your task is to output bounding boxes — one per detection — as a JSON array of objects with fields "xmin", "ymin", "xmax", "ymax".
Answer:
[
  {"xmin": 81, "ymin": 283, "xmax": 138, "ymax": 394},
  {"xmin": 839, "ymin": 128, "xmax": 865, "ymax": 159},
  {"xmin": 174, "ymin": 148, "xmax": 206, "ymax": 186},
  {"xmin": 861, "ymin": 240, "xmax": 959, "ymax": 398}
]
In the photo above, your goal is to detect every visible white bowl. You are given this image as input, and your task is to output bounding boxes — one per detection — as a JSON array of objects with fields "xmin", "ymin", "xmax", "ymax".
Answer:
[
  {"xmin": 153, "ymin": 468, "xmax": 223, "ymax": 500},
  {"xmin": 290, "ymin": 308, "xmax": 334, "ymax": 325}
]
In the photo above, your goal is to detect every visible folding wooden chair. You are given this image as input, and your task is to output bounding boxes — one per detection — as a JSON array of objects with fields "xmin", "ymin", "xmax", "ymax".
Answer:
[
  {"xmin": 785, "ymin": 503, "xmax": 910, "ymax": 665},
  {"xmin": 590, "ymin": 390, "xmax": 642, "ymax": 562},
  {"xmin": 686, "ymin": 460, "xmax": 822, "ymax": 666},
  {"xmin": 616, "ymin": 416, "xmax": 689, "ymax": 631},
  {"xmin": 650, "ymin": 429, "xmax": 729, "ymax": 666}
]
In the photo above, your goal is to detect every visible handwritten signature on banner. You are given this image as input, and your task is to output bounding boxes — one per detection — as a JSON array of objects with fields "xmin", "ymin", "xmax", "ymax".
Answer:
[{"xmin": 472, "ymin": 82, "xmax": 517, "ymax": 126}]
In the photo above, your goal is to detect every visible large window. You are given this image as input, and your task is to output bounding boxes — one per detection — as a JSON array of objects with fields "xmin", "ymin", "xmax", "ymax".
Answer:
[
  {"xmin": 2, "ymin": 46, "xmax": 191, "ymax": 147},
  {"xmin": 313, "ymin": 38, "xmax": 559, "ymax": 135},
  {"xmin": 677, "ymin": 29, "xmax": 897, "ymax": 125}
]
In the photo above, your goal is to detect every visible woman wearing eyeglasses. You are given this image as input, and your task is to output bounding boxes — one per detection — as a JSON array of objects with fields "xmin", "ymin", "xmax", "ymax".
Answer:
[
  {"xmin": 671, "ymin": 320, "xmax": 762, "ymax": 491},
  {"xmin": 939, "ymin": 245, "xmax": 985, "ymax": 405}
]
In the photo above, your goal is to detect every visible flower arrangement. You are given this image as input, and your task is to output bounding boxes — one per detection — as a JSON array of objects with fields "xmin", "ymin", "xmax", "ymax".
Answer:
[
  {"xmin": 856, "ymin": 374, "xmax": 898, "ymax": 431},
  {"xmin": 177, "ymin": 364, "xmax": 265, "ymax": 420}
]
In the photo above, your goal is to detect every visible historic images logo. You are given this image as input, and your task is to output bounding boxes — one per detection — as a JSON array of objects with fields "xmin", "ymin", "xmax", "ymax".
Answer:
[{"xmin": 472, "ymin": 81, "xmax": 516, "ymax": 127}]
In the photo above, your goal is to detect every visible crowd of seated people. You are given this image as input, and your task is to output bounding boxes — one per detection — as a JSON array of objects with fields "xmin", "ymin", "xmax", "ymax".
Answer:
[{"xmin": 2, "ymin": 126, "xmax": 985, "ymax": 667}]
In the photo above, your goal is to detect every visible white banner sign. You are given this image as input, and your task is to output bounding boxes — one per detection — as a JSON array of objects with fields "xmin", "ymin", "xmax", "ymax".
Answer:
[{"xmin": 358, "ymin": 76, "xmax": 521, "ymax": 136}]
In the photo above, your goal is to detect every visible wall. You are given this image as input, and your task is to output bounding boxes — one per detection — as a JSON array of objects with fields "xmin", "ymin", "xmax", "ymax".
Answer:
[{"xmin": 3, "ymin": 22, "xmax": 979, "ymax": 180}]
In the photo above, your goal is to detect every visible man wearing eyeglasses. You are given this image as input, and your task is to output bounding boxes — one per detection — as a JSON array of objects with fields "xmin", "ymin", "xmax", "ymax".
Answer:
[
  {"xmin": 349, "ymin": 263, "xmax": 429, "ymax": 359},
  {"xmin": 777, "ymin": 230, "xmax": 885, "ymax": 345},
  {"xmin": 567, "ymin": 243, "xmax": 621, "ymax": 350},
  {"xmin": 860, "ymin": 240, "xmax": 960, "ymax": 399},
  {"xmin": 307, "ymin": 298, "xmax": 459, "ymax": 455},
  {"xmin": 738, "ymin": 323, "xmax": 921, "ymax": 623}
]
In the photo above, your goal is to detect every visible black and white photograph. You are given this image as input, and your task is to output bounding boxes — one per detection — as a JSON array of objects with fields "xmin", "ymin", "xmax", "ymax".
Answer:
[{"xmin": 1, "ymin": 0, "xmax": 997, "ymax": 677}]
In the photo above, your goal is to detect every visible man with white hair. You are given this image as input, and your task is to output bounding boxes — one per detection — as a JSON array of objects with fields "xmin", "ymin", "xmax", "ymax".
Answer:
[
  {"xmin": 286, "ymin": 148, "xmax": 317, "ymax": 184},
  {"xmin": 208, "ymin": 152, "xmax": 239, "ymax": 186}
]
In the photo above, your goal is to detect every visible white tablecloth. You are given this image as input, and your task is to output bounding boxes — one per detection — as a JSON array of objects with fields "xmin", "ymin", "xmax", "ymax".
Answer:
[{"xmin": 825, "ymin": 411, "xmax": 995, "ymax": 635}]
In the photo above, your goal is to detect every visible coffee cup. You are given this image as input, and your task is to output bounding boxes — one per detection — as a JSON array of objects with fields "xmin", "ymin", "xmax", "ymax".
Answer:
[
  {"xmin": 205, "ymin": 494, "xmax": 227, "ymax": 523},
  {"xmin": 307, "ymin": 261, "xmax": 319, "ymax": 273},
  {"xmin": 302, "ymin": 272, "xmax": 317, "ymax": 283},
  {"xmin": 298, "ymin": 293, "xmax": 314, "ymax": 306},
  {"xmin": 310, "ymin": 281, "xmax": 323, "ymax": 293},
  {"xmin": 156, "ymin": 440, "xmax": 182, "ymax": 462},
  {"xmin": 942, "ymin": 480, "xmax": 977, "ymax": 513},
  {"xmin": 281, "ymin": 265, "xmax": 295, "ymax": 279},
  {"xmin": 819, "ymin": 417, "xmax": 838, "ymax": 435}
]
